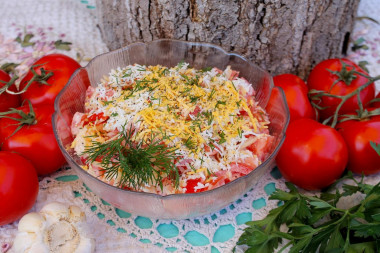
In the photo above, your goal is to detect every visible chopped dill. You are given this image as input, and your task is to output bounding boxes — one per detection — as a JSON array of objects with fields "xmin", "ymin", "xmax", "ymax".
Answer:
[
  {"xmin": 237, "ymin": 127, "xmax": 243, "ymax": 138},
  {"xmin": 218, "ymin": 131, "xmax": 227, "ymax": 144},
  {"xmin": 180, "ymin": 87, "xmax": 192, "ymax": 94},
  {"xmin": 202, "ymin": 111, "xmax": 214, "ymax": 125},
  {"xmin": 215, "ymin": 100, "xmax": 226, "ymax": 108},
  {"xmin": 177, "ymin": 60, "xmax": 185, "ymax": 69},
  {"xmin": 189, "ymin": 163, "xmax": 196, "ymax": 172},
  {"xmin": 201, "ymin": 66, "xmax": 212, "ymax": 72},
  {"xmin": 160, "ymin": 68, "xmax": 169, "ymax": 76},
  {"xmin": 84, "ymin": 135, "xmax": 99, "ymax": 138},
  {"xmin": 102, "ymin": 100, "xmax": 114, "ymax": 106},
  {"xmin": 231, "ymin": 81, "xmax": 238, "ymax": 91},
  {"xmin": 184, "ymin": 136, "xmax": 197, "ymax": 150},
  {"xmin": 208, "ymin": 87, "xmax": 216, "ymax": 100},
  {"xmin": 189, "ymin": 95, "xmax": 201, "ymax": 103},
  {"xmin": 122, "ymin": 69, "xmax": 132, "ymax": 77}
]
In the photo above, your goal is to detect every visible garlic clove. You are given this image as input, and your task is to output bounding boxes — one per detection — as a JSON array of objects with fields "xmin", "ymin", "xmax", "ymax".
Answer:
[
  {"xmin": 44, "ymin": 220, "xmax": 81, "ymax": 253},
  {"xmin": 11, "ymin": 232, "xmax": 49, "ymax": 253},
  {"xmin": 69, "ymin": 205, "xmax": 85, "ymax": 222},
  {"xmin": 28, "ymin": 242, "xmax": 50, "ymax": 253},
  {"xmin": 18, "ymin": 213, "xmax": 46, "ymax": 233},
  {"xmin": 40, "ymin": 202, "xmax": 70, "ymax": 220},
  {"xmin": 12, "ymin": 202, "xmax": 95, "ymax": 253},
  {"xmin": 75, "ymin": 237, "xmax": 96, "ymax": 253}
]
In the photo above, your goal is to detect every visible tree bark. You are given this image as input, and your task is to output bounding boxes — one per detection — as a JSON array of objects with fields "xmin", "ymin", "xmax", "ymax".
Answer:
[{"xmin": 96, "ymin": 0, "xmax": 359, "ymax": 78}]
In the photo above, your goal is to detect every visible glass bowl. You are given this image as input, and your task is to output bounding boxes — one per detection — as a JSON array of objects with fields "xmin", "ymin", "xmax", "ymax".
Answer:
[{"xmin": 52, "ymin": 39, "xmax": 289, "ymax": 219}]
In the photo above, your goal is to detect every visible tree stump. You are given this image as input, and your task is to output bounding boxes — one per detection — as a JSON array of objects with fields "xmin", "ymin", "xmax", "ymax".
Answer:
[{"xmin": 95, "ymin": 0, "xmax": 359, "ymax": 78}]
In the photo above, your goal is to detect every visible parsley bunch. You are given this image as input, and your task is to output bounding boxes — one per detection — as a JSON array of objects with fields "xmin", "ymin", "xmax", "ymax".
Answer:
[{"xmin": 235, "ymin": 172, "xmax": 380, "ymax": 253}]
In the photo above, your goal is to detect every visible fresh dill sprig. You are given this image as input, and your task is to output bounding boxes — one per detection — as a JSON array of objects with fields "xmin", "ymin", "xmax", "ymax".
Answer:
[{"xmin": 82, "ymin": 125, "xmax": 179, "ymax": 190}]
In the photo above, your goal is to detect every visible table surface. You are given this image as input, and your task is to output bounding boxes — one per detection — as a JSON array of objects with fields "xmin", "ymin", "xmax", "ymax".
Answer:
[{"xmin": 0, "ymin": 1, "xmax": 379, "ymax": 252}]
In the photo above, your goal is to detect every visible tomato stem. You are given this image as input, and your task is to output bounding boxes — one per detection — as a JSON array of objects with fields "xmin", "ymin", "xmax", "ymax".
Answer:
[
  {"xmin": 0, "ymin": 100, "xmax": 36, "ymax": 138},
  {"xmin": 327, "ymin": 61, "xmax": 357, "ymax": 88},
  {"xmin": 6, "ymin": 65, "xmax": 54, "ymax": 95},
  {"xmin": 309, "ymin": 63, "xmax": 380, "ymax": 128},
  {"xmin": 0, "ymin": 75, "xmax": 19, "ymax": 95}
]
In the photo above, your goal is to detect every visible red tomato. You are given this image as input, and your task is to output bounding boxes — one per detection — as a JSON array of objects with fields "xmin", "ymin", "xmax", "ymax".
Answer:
[
  {"xmin": 336, "ymin": 112, "xmax": 380, "ymax": 175},
  {"xmin": 0, "ymin": 69, "xmax": 21, "ymax": 112},
  {"xmin": 0, "ymin": 151, "xmax": 39, "ymax": 225},
  {"xmin": 273, "ymin": 74, "xmax": 316, "ymax": 122},
  {"xmin": 370, "ymin": 93, "xmax": 380, "ymax": 108},
  {"xmin": 276, "ymin": 118, "xmax": 348, "ymax": 190},
  {"xmin": 307, "ymin": 58, "xmax": 375, "ymax": 120},
  {"xmin": 0, "ymin": 103, "xmax": 66, "ymax": 175},
  {"xmin": 19, "ymin": 54, "xmax": 81, "ymax": 106}
]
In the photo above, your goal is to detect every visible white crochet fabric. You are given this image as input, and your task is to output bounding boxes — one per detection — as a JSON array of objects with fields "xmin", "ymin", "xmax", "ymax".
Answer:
[{"xmin": 0, "ymin": 0, "xmax": 379, "ymax": 252}]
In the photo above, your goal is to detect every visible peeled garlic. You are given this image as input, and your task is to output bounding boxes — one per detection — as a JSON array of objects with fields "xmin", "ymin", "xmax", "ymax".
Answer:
[{"xmin": 10, "ymin": 202, "xmax": 95, "ymax": 253}]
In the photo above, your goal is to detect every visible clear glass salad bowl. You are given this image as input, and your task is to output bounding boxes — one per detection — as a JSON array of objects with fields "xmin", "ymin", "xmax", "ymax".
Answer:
[{"xmin": 53, "ymin": 39, "xmax": 289, "ymax": 219}]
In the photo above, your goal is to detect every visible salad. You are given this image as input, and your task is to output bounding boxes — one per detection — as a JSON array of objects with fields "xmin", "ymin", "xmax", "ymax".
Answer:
[{"xmin": 70, "ymin": 62, "xmax": 273, "ymax": 195}]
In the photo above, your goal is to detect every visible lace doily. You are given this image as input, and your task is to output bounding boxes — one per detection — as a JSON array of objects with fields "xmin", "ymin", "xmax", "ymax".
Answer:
[{"xmin": 1, "ymin": 0, "xmax": 380, "ymax": 252}]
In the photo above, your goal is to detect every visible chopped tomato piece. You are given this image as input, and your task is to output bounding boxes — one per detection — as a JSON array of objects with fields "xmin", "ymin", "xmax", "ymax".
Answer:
[
  {"xmin": 230, "ymin": 162, "xmax": 253, "ymax": 178},
  {"xmin": 83, "ymin": 112, "xmax": 109, "ymax": 126},
  {"xmin": 185, "ymin": 178, "xmax": 207, "ymax": 193},
  {"xmin": 247, "ymin": 136, "xmax": 274, "ymax": 160}
]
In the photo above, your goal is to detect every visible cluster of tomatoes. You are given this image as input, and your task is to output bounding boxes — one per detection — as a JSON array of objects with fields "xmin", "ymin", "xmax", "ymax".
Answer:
[
  {"xmin": 273, "ymin": 58, "xmax": 380, "ymax": 190},
  {"xmin": 0, "ymin": 54, "xmax": 80, "ymax": 225}
]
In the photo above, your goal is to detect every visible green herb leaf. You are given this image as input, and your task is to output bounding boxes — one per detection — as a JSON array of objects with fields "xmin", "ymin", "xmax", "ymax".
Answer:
[
  {"xmin": 235, "ymin": 176, "xmax": 380, "ymax": 253},
  {"xmin": 351, "ymin": 37, "xmax": 369, "ymax": 52},
  {"xmin": 215, "ymin": 100, "xmax": 226, "ymax": 108},
  {"xmin": 177, "ymin": 60, "xmax": 185, "ymax": 69},
  {"xmin": 54, "ymin": 40, "xmax": 72, "ymax": 51},
  {"xmin": 82, "ymin": 124, "xmax": 179, "ymax": 190},
  {"xmin": 370, "ymin": 141, "xmax": 380, "ymax": 156},
  {"xmin": 15, "ymin": 33, "xmax": 35, "ymax": 47},
  {"xmin": 201, "ymin": 66, "xmax": 212, "ymax": 72},
  {"xmin": 218, "ymin": 131, "xmax": 226, "ymax": 144},
  {"xmin": 358, "ymin": 60, "xmax": 370, "ymax": 73},
  {"xmin": 0, "ymin": 62, "xmax": 19, "ymax": 74},
  {"xmin": 309, "ymin": 201, "xmax": 333, "ymax": 209},
  {"xmin": 184, "ymin": 136, "xmax": 197, "ymax": 150}
]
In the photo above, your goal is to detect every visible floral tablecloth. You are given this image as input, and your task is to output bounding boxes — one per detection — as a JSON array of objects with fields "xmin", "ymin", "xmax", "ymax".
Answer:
[{"xmin": 0, "ymin": 0, "xmax": 379, "ymax": 252}]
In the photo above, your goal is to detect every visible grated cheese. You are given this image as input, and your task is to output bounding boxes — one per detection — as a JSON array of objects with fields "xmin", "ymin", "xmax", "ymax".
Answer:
[{"xmin": 70, "ymin": 63, "xmax": 273, "ymax": 195}]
